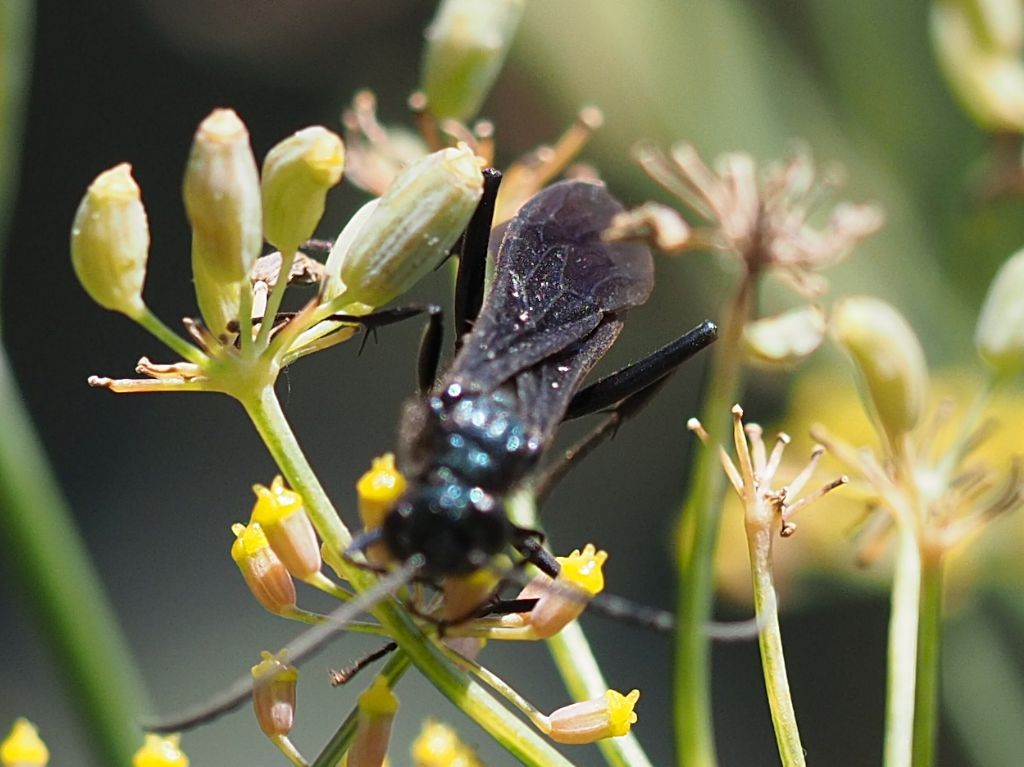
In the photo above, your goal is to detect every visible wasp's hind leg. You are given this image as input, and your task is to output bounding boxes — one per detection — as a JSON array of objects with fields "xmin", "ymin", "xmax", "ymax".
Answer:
[{"xmin": 564, "ymin": 319, "xmax": 717, "ymax": 420}]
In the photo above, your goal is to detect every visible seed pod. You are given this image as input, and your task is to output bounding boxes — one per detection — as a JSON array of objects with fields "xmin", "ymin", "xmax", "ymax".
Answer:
[
  {"xmin": 421, "ymin": 0, "xmax": 525, "ymax": 122},
  {"xmin": 547, "ymin": 689, "xmax": 640, "ymax": 745},
  {"xmin": 831, "ymin": 296, "xmax": 929, "ymax": 445},
  {"xmin": 184, "ymin": 109, "xmax": 262, "ymax": 334},
  {"xmin": 261, "ymin": 126, "xmax": 345, "ymax": 255},
  {"xmin": 339, "ymin": 145, "xmax": 483, "ymax": 308},
  {"xmin": 976, "ymin": 247, "xmax": 1024, "ymax": 378},
  {"xmin": 251, "ymin": 650, "xmax": 298, "ymax": 737},
  {"xmin": 70, "ymin": 163, "xmax": 150, "ymax": 319},
  {"xmin": 132, "ymin": 734, "xmax": 189, "ymax": 767}
]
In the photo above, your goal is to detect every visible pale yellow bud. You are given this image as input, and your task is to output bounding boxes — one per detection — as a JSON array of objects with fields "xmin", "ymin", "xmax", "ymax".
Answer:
[
  {"xmin": 976, "ymin": 247, "xmax": 1024, "ymax": 378},
  {"xmin": 832, "ymin": 297, "xmax": 929, "ymax": 445},
  {"xmin": 184, "ymin": 109, "xmax": 262, "ymax": 333},
  {"xmin": 262, "ymin": 126, "xmax": 344, "ymax": 254},
  {"xmin": 340, "ymin": 145, "xmax": 484, "ymax": 308},
  {"xmin": 931, "ymin": 0, "xmax": 1024, "ymax": 131},
  {"xmin": 323, "ymin": 198, "xmax": 380, "ymax": 302},
  {"xmin": 743, "ymin": 305, "xmax": 827, "ymax": 367},
  {"xmin": 421, "ymin": 0, "xmax": 525, "ymax": 121},
  {"xmin": 70, "ymin": 163, "xmax": 149, "ymax": 319}
]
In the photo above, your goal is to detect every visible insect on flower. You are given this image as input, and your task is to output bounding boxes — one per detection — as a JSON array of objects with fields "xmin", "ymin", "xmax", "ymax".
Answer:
[
  {"xmin": 351, "ymin": 172, "xmax": 718, "ymax": 582},
  {"xmin": 147, "ymin": 172, "xmax": 717, "ymax": 736}
]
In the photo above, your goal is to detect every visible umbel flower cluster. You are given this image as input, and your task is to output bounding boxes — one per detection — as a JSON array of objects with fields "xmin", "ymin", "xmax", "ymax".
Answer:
[{"xmin": 64, "ymin": 1, "xmax": 653, "ymax": 762}]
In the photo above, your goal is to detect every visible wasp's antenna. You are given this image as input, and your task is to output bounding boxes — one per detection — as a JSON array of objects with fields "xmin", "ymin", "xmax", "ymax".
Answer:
[{"xmin": 143, "ymin": 559, "xmax": 422, "ymax": 733}]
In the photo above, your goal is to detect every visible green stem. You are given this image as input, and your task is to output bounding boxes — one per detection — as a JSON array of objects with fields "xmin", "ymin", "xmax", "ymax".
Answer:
[
  {"xmin": 674, "ymin": 273, "xmax": 754, "ymax": 767},
  {"xmin": 136, "ymin": 308, "xmax": 209, "ymax": 366},
  {"xmin": 255, "ymin": 250, "xmax": 296, "ymax": 350},
  {"xmin": 241, "ymin": 387, "xmax": 577, "ymax": 767},
  {"xmin": 311, "ymin": 651, "xmax": 412, "ymax": 767},
  {"xmin": 883, "ymin": 527, "xmax": 922, "ymax": 767},
  {"xmin": 746, "ymin": 522, "xmax": 805, "ymax": 766},
  {"xmin": 911, "ymin": 552, "xmax": 944, "ymax": 767},
  {"xmin": 0, "ymin": 348, "xmax": 149, "ymax": 765},
  {"xmin": 508, "ymin": 493, "xmax": 654, "ymax": 767}
]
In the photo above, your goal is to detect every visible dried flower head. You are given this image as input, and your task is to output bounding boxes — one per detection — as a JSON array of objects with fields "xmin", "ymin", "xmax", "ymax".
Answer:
[
  {"xmin": 633, "ymin": 142, "xmax": 884, "ymax": 296},
  {"xmin": 690, "ymin": 405, "xmax": 847, "ymax": 538}
]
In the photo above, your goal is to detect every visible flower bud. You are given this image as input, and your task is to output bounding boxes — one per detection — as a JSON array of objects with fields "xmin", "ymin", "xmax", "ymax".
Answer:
[
  {"xmin": 132, "ymin": 734, "xmax": 189, "ymax": 767},
  {"xmin": 340, "ymin": 144, "xmax": 484, "ymax": 308},
  {"xmin": 975, "ymin": 246, "xmax": 1024, "ymax": 378},
  {"xmin": 357, "ymin": 454, "xmax": 408, "ymax": 532},
  {"xmin": 230, "ymin": 521, "xmax": 297, "ymax": 615},
  {"xmin": 421, "ymin": 0, "xmax": 525, "ymax": 122},
  {"xmin": 931, "ymin": 0, "xmax": 1024, "ymax": 131},
  {"xmin": 1, "ymin": 719, "xmax": 48, "ymax": 766},
  {"xmin": 348, "ymin": 677, "xmax": 399, "ymax": 767},
  {"xmin": 831, "ymin": 296, "xmax": 929, "ymax": 445},
  {"xmin": 547, "ymin": 689, "xmax": 640, "ymax": 745},
  {"xmin": 355, "ymin": 454, "xmax": 407, "ymax": 567},
  {"xmin": 743, "ymin": 304, "xmax": 827, "ymax": 367},
  {"xmin": 184, "ymin": 110, "xmax": 262, "ymax": 334},
  {"xmin": 251, "ymin": 650, "xmax": 298, "ymax": 737},
  {"xmin": 262, "ymin": 126, "xmax": 345, "ymax": 255},
  {"xmin": 323, "ymin": 198, "xmax": 380, "ymax": 302},
  {"xmin": 411, "ymin": 720, "xmax": 481, "ymax": 767},
  {"xmin": 250, "ymin": 476, "xmax": 321, "ymax": 580},
  {"xmin": 70, "ymin": 163, "xmax": 149, "ymax": 319},
  {"xmin": 510, "ymin": 544, "xmax": 607, "ymax": 638}
]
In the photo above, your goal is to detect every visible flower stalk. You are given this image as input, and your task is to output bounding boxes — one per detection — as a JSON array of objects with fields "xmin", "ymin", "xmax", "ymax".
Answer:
[{"xmin": 241, "ymin": 386, "xmax": 575, "ymax": 767}]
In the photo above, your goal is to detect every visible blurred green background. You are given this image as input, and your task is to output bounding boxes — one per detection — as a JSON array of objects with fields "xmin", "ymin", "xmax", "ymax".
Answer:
[{"xmin": 1, "ymin": 1, "xmax": 1022, "ymax": 765}]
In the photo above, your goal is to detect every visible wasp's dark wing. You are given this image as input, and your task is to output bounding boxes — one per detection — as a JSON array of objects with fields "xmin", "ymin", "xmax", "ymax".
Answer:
[{"xmin": 446, "ymin": 180, "xmax": 653, "ymax": 406}]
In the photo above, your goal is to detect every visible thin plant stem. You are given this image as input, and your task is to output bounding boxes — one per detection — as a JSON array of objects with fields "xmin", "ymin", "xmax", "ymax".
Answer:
[
  {"xmin": 255, "ymin": 249, "xmax": 296, "ymax": 350},
  {"xmin": 746, "ymin": 520, "xmax": 805, "ymax": 766},
  {"xmin": 912, "ymin": 551, "xmax": 944, "ymax": 767},
  {"xmin": 136, "ymin": 308, "xmax": 209, "ymax": 366},
  {"xmin": 311, "ymin": 651, "xmax": 412, "ymax": 767},
  {"xmin": 674, "ymin": 272, "xmax": 755, "ymax": 767},
  {"xmin": 0, "ymin": 348, "xmax": 149, "ymax": 765},
  {"xmin": 508, "ymin": 492, "xmax": 655, "ymax": 767},
  {"xmin": 241, "ymin": 386, "xmax": 577, "ymax": 767},
  {"xmin": 884, "ymin": 526, "xmax": 922, "ymax": 767},
  {"xmin": 271, "ymin": 734, "xmax": 309, "ymax": 767}
]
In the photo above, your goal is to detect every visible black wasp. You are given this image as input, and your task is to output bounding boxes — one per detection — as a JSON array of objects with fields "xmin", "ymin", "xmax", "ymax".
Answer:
[
  {"xmin": 362, "ymin": 170, "xmax": 717, "ymax": 579},
  {"xmin": 148, "ymin": 171, "xmax": 717, "ymax": 734}
]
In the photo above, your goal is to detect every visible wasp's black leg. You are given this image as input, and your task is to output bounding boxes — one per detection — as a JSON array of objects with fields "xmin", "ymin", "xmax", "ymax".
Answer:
[
  {"xmin": 535, "ymin": 375, "xmax": 670, "ymax": 503},
  {"xmin": 510, "ymin": 528, "xmax": 561, "ymax": 578},
  {"xmin": 454, "ymin": 168, "xmax": 502, "ymax": 348},
  {"xmin": 324, "ymin": 304, "xmax": 443, "ymax": 394},
  {"xmin": 564, "ymin": 319, "xmax": 718, "ymax": 421}
]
